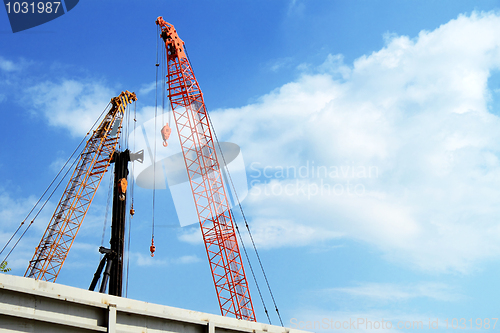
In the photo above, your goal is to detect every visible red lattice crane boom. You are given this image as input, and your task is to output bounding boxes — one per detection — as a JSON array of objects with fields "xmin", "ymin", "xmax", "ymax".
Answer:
[
  {"xmin": 156, "ymin": 17, "xmax": 256, "ymax": 321},
  {"xmin": 25, "ymin": 91, "xmax": 137, "ymax": 282}
]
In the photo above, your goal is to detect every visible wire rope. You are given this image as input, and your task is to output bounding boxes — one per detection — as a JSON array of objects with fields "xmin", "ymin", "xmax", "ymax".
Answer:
[
  {"xmin": 206, "ymin": 110, "xmax": 284, "ymax": 327},
  {"xmin": 182, "ymin": 45, "xmax": 282, "ymax": 324},
  {"xmin": 0, "ymin": 103, "xmax": 112, "ymax": 263},
  {"xmin": 125, "ymin": 101, "xmax": 137, "ymax": 297},
  {"xmin": 232, "ymin": 210, "xmax": 272, "ymax": 324},
  {"xmin": 151, "ymin": 25, "xmax": 161, "ymax": 252},
  {"xmin": 100, "ymin": 164, "xmax": 115, "ymax": 249}
]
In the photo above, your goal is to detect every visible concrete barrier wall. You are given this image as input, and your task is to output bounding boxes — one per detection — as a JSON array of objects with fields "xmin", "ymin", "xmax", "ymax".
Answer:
[{"xmin": 0, "ymin": 273, "xmax": 306, "ymax": 333}]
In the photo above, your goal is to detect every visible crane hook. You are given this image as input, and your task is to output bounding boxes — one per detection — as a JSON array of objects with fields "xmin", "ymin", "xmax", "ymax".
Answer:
[
  {"xmin": 150, "ymin": 238, "xmax": 156, "ymax": 257},
  {"xmin": 161, "ymin": 123, "xmax": 171, "ymax": 147}
]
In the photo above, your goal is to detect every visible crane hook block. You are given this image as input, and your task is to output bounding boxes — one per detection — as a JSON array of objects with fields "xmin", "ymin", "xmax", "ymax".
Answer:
[
  {"xmin": 118, "ymin": 178, "xmax": 128, "ymax": 194},
  {"xmin": 161, "ymin": 123, "xmax": 172, "ymax": 147},
  {"xmin": 150, "ymin": 239, "xmax": 156, "ymax": 257},
  {"xmin": 118, "ymin": 178, "xmax": 128, "ymax": 201}
]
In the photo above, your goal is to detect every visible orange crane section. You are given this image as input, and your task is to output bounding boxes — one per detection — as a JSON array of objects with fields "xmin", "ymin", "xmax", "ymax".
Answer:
[
  {"xmin": 156, "ymin": 17, "xmax": 256, "ymax": 321},
  {"xmin": 25, "ymin": 91, "xmax": 137, "ymax": 282}
]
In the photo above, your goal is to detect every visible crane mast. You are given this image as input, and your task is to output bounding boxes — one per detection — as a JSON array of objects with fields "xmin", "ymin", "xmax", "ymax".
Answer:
[
  {"xmin": 25, "ymin": 91, "xmax": 137, "ymax": 282},
  {"xmin": 156, "ymin": 17, "xmax": 256, "ymax": 321}
]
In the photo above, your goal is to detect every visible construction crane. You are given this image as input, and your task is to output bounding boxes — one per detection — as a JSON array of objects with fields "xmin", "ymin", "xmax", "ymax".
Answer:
[
  {"xmin": 156, "ymin": 17, "xmax": 256, "ymax": 322},
  {"xmin": 25, "ymin": 91, "xmax": 137, "ymax": 283}
]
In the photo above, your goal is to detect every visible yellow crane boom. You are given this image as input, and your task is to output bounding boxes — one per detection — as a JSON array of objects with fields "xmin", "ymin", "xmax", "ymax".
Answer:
[{"xmin": 25, "ymin": 91, "xmax": 137, "ymax": 282}]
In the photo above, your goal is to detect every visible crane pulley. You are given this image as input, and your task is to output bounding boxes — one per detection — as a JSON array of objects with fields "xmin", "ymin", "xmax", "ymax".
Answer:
[{"xmin": 161, "ymin": 123, "xmax": 172, "ymax": 147}]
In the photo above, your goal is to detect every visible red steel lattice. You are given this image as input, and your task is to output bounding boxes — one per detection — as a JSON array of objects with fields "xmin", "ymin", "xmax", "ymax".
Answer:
[{"xmin": 156, "ymin": 17, "xmax": 256, "ymax": 321}]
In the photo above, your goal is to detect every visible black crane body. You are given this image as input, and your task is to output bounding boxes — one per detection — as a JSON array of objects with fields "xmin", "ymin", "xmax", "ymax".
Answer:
[{"xmin": 90, "ymin": 149, "xmax": 142, "ymax": 296}]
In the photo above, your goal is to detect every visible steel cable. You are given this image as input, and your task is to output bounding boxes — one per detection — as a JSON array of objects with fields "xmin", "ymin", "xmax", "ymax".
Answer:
[{"xmin": 0, "ymin": 103, "xmax": 112, "ymax": 264}]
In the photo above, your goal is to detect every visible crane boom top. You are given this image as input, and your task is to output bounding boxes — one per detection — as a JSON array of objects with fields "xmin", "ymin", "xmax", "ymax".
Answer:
[
  {"xmin": 156, "ymin": 17, "xmax": 187, "ymax": 61},
  {"xmin": 113, "ymin": 90, "xmax": 137, "ymax": 107},
  {"xmin": 25, "ymin": 90, "xmax": 137, "ymax": 282}
]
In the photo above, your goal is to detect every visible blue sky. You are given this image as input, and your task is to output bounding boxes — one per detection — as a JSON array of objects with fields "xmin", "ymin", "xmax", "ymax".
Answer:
[{"xmin": 2, "ymin": 0, "xmax": 500, "ymax": 331}]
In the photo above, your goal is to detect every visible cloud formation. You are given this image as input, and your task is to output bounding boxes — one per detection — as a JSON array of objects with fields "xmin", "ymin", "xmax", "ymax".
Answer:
[
  {"xmin": 130, "ymin": 251, "xmax": 201, "ymax": 267},
  {"xmin": 28, "ymin": 79, "xmax": 114, "ymax": 137},
  {"xmin": 327, "ymin": 282, "xmax": 461, "ymax": 302},
  {"xmin": 8, "ymin": 11, "xmax": 500, "ymax": 274},
  {"xmin": 209, "ymin": 12, "xmax": 500, "ymax": 272}
]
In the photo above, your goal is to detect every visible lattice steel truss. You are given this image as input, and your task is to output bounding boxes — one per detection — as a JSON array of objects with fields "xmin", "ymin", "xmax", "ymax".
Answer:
[
  {"xmin": 156, "ymin": 17, "xmax": 256, "ymax": 321},
  {"xmin": 25, "ymin": 91, "xmax": 137, "ymax": 282}
]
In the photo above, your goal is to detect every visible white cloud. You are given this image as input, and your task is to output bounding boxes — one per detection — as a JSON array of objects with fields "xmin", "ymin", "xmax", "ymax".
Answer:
[
  {"xmin": 0, "ymin": 189, "xmax": 59, "ymax": 273},
  {"xmin": 238, "ymin": 207, "xmax": 344, "ymax": 249},
  {"xmin": 27, "ymin": 79, "xmax": 115, "ymax": 137},
  {"xmin": 132, "ymin": 251, "xmax": 168, "ymax": 267},
  {"xmin": 269, "ymin": 57, "xmax": 294, "ymax": 72},
  {"xmin": 0, "ymin": 191, "xmax": 37, "ymax": 228},
  {"xmin": 49, "ymin": 156, "xmax": 69, "ymax": 173},
  {"xmin": 71, "ymin": 241, "xmax": 99, "ymax": 252},
  {"xmin": 317, "ymin": 54, "xmax": 351, "ymax": 80},
  {"xmin": 129, "ymin": 251, "xmax": 201, "ymax": 267},
  {"xmin": 295, "ymin": 282, "xmax": 458, "ymax": 331},
  {"xmin": 177, "ymin": 226, "xmax": 203, "ymax": 245},
  {"xmin": 207, "ymin": 11, "xmax": 500, "ymax": 272},
  {"xmin": 172, "ymin": 255, "xmax": 201, "ymax": 264},
  {"xmin": 0, "ymin": 56, "xmax": 19, "ymax": 72},
  {"xmin": 0, "ymin": 56, "xmax": 33, "ymax": 74},
  {"xmin": 175, "ymin": 214, "xmax": 338, "ymax": 250},
  {"xmin": 290, "ymin": 308, "xmax": 435, "ymax": 332},
  {"xmin": 139, "ymin": 81, "xmax": 157, "ymax": 96},
  {"xmin": 327, "ymin": 282, "xmax": 461, "ymax": 302}
]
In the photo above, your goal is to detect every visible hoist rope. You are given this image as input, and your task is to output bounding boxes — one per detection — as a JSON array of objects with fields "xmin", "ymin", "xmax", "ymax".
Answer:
[
  {"xmin": 124, "ymin": 205, "xmax": 132, "ymax": 296},
  {"xmin": 161, "ymin": 38, "xmax": 166, "ymax": 126},
  {"xmin": 125, "ymin": 97, "xmax": 138, "ymax": 297},
  {"xmin": 100, "ymin": 164, "xmax": 115, "ymax": 249},
  {"xmin": 151, "ymin": 25, "xmax": 161, "ymax": 255},
  {"xmin": 165, "ymin": 49, "xmax": 171, "ymax": 126},
  {"xmin": 233, "ymin": 212, "xmax": 272, "ymax": 324},
  {"xmin": 130, "ymin": 101, "xmax": 137, "ymax": 202},
  {"xmin": 0, "ymin": 131, "xmax": 88, "ymax": 258},
  {"xmin": 94, "ymin": 162, "xmax": 114, "ymax": 290},
  {"xmin": 122, "ymin": 105, "xmax": 126, "ymax": 149},
  {"xmin": 183, "ymin": 45, "xmax": 282, "ymax": 324},
  {"xmin": 206, "ymin": 111, "xmax": 284, "ymax": 327},
  {"xmin": 124, "ymin": 103, "xmax": 130, "ymax": 149},
  {"xmin": 0, "ymin": 103, "xmax": 112, "ymax": 265}
]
